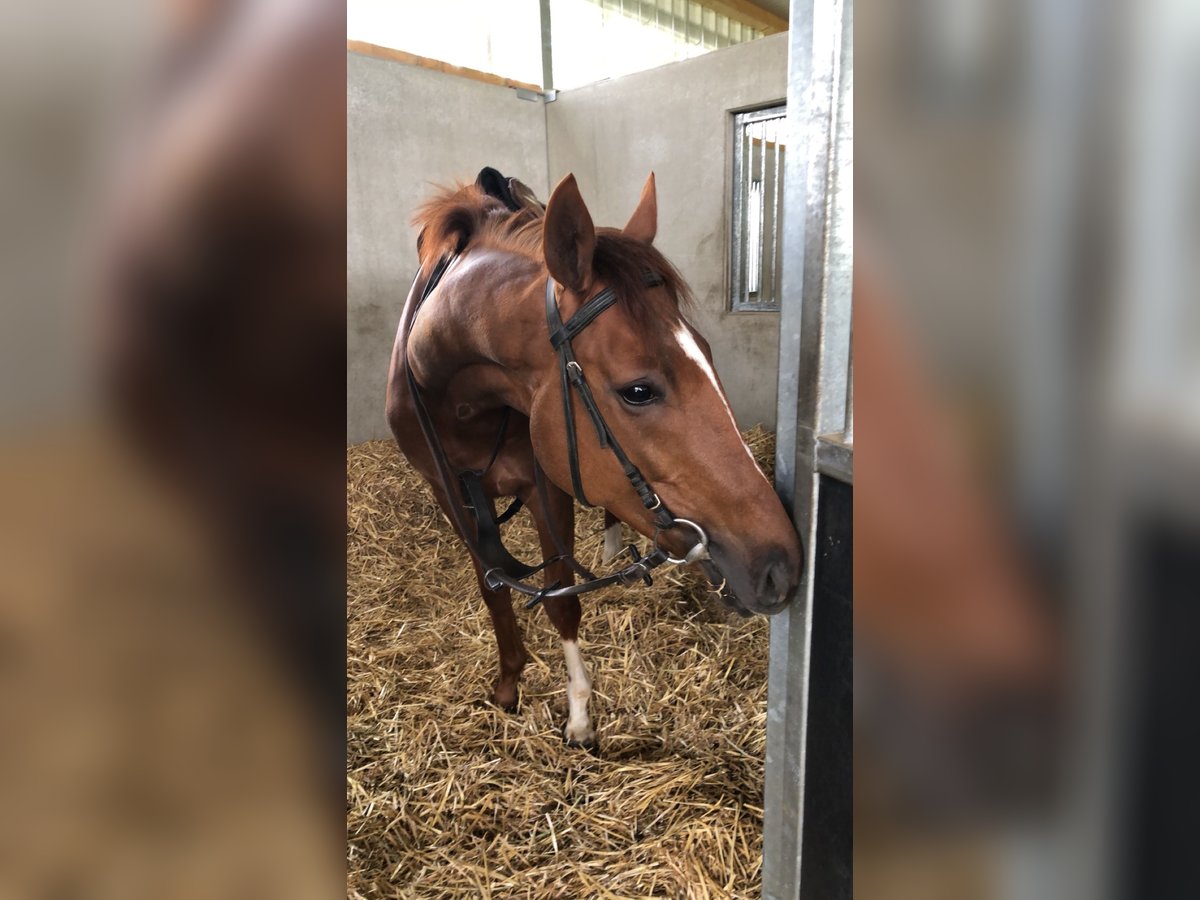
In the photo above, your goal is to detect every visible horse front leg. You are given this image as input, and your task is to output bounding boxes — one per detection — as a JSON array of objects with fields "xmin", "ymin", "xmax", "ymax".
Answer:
[
  {"xmin": 469, "ymin": 558, "xmax": 528, "ymax": 712},
  {"xmin": 427, "ymin": 481, "xmax": 528, "ymax": 711},
  {"xmin": 523, "ymin": 480, "xmax": 595, "ymax": 749}
]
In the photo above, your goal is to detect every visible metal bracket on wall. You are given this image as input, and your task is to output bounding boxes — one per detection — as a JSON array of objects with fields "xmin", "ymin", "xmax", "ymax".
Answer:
[
  {"xmin": 514, "ymin": 87, "xmax": 557, "ymax": 103},
  {"xmin": 815, "ymin": 433, "xmax": 853, "ymax": 483}
]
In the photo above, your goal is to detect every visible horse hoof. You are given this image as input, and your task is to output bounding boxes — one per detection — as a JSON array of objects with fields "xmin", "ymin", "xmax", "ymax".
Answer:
[
  {"xmin": 489, "ymin": 690, "xmax": 520, "ymax": 713},
  {"xmin": 563, "ymin": 726, "xmax": 599, "ymax": 755},
  {"xmin": 569, "ymin": 737, "xmax": 601, "ymax": 756}
]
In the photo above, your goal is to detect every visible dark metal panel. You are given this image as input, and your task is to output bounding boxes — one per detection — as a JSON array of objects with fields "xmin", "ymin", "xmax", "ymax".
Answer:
[
  {"xmin": 1123, "ymin": 517, "xmax": 1200, "ymax": 900},
  {"xmin": 799, "ymin": 476, "xmax": 853, "ymax": 900}
]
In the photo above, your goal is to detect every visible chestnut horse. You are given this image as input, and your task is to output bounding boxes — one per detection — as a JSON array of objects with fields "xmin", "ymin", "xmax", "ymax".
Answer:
[{"xmin": 387, "ymin": 170, "xmax": 802, "ymax": 746}]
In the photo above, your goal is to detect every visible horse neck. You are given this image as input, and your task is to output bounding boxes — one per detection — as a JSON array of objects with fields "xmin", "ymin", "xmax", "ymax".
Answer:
[{"xmin": 408, "ymin": 247, "xmax": 550, "ymax": 413}]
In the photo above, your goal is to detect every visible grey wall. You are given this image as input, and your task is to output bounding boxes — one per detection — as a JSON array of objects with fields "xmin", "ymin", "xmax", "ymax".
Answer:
[
  {"xmin": 546, "ymin": 33, "xmax": 788, "ymax": 429},
  {"xmin": 347, "ymin": 52, "xmax": 549, "ymax": 442},
  {"xmin": 347, "ymin": 35, "xmax": 787, "ymax": 441}
]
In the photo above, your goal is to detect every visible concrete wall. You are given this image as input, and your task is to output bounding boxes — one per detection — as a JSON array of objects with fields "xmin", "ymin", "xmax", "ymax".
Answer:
[
  {"xmin": 545, "ymin": 33, "xmax": 789, "ymax": 429},
  {"xmin": 347, "ymin": 35, "xmax": 787, "ymax": 441},
  {"xmin": 347, "ymin": 52, "xmax": 549, "ymax": 442}
]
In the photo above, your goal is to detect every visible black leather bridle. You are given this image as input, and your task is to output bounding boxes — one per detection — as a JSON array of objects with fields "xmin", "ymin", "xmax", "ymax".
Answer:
[
  {"xmin": 541, "ymin": 273, "xmax": 715, "ymax": 548},
  {"xmin": 403, "ymin": 254, "xmax": 733, "ymax": 610}
]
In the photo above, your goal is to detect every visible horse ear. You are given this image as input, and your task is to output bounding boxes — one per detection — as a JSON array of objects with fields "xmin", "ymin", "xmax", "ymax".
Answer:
[
  {"xmin": 623, "ymin": 172, "xmax": 657, "ymax": 244},
  {"xmin": 543, "ymin": 174, "xmax": 595, "ymax": 293}
]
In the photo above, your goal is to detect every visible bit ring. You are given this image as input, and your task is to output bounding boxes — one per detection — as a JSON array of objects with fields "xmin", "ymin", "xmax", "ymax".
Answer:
[{"xmin": 654, "ymin": 518, "xmax": 709, "ymax": 565}]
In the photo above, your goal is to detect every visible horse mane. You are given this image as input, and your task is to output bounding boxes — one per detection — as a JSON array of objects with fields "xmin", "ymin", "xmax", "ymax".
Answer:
[{"xmin": 412, "ymin": 182, "xmax": 693, "ymax": 331}]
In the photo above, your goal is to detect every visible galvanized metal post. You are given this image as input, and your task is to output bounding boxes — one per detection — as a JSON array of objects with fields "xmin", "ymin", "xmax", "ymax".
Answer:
[
  {"xmin": 762, "ymin": 0, "xmax": 853, "ymax": 896},
  {"xmin": 539, "ymin": 0, "xmax": 554, "ymax": 91}
]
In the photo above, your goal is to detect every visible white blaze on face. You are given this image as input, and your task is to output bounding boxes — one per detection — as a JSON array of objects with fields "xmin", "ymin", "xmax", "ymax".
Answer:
[
  {"xmin": 561, "ymin": 640, "xmax": 594, "ymax": 745},
  {"xmin": 672, "ymin": 324, "xmax": 760, "ymax": 469}
]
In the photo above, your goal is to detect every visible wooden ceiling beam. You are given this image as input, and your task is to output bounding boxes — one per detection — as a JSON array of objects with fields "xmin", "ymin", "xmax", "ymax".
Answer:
[
  {"xmin": 347, "ymin": 41, "xmax": 544, "ymax": 93},
  {"xmin": 701, "ymin": 0, "xmax": 789, "ymax": 34}
]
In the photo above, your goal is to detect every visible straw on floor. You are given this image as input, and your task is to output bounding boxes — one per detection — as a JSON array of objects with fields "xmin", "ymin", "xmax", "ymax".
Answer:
[{"xmin": 347, "ymin": 427, "xmax": 776, "ymax": 898}]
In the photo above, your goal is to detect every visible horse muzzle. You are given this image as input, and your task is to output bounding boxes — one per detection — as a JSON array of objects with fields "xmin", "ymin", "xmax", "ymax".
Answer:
[{"xmin": 707, "ymin": 539, "xmax": 801, "ymax": 617}]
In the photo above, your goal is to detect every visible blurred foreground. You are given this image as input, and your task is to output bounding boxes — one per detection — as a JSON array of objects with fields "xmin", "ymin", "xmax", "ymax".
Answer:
[
  {"xmin": 0, "ymin": 426, "xmax": 336, "ymax": 897},
  {"xmin": 857, "ymin": 0, "xmax": 1200, "ymax": 897},
  {"xmin": 0, "ymin": 1, "xmax": 345, "ymax": 895}
]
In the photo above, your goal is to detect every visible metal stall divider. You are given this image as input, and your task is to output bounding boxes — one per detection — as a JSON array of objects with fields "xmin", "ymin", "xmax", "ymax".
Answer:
[{"xmin": 761, "ymin": 0, "xmax": 853, "ymax": 897}]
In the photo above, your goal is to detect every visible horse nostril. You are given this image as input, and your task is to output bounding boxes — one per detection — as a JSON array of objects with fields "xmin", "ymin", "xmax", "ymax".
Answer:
[{"xmin": 754, "ymin": 549, "xmax": 794, "ymax": 608}]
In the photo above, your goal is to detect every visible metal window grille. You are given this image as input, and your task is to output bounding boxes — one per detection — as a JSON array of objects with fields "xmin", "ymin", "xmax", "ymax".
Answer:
[
  {"xmin": 548, "ymin": 0, "xmax": 772, "ymax": 89},
  {"xmin": 731, "ymin": 105, "xmax": 787, "ymax": 311},
  {"xmin": 594, "ymin": 0, "xmax": 768, "ymax": 49}
]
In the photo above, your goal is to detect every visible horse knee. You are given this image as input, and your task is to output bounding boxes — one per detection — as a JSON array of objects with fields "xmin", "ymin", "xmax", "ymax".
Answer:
[{"xmin": 542, "ymin": 594, "xmax": 582, "ymax": 642}]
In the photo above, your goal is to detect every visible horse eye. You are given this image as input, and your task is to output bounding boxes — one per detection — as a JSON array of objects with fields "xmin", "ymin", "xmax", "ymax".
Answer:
[{"xmin": 617, "ymin": 383, "xmax": 658, "ymax": 406}]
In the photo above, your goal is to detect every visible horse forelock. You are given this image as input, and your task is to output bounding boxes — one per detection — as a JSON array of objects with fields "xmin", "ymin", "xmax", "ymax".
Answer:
[
  {"xmin": 412, "ymin": 185, "xmax": 693, "ymax": 336},
  {"xmin": 590, "ymin": 229, "xmax": 693, "ymax": 335}
]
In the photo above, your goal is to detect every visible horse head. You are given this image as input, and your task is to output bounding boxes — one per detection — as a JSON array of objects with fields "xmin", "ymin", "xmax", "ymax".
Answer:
[{"xmin": 530, "ymin": 173, "xmax": 803, "ymax": 616}]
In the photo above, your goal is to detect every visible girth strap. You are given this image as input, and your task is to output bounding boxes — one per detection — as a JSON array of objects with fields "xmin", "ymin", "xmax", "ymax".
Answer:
[{"xmin": 458, "ymin": 471, "xmax": 539, "ymax": 579}]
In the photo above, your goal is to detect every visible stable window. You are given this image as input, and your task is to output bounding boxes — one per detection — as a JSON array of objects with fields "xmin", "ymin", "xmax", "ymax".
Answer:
[{"xmin": 730, "ymin": 104, "xmax": 786, "ymax": 311}]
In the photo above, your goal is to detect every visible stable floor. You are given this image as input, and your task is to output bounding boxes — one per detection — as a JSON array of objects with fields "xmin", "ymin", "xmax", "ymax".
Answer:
[{"xmin": 347, "ymin": 431, "xmax": 776, "ymax": 898}]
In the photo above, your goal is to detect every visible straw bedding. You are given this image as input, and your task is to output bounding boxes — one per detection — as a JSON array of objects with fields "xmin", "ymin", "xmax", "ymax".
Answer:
[{"xmin": 347, "ymin": 428, "xmax": 777, "ymax": 898}]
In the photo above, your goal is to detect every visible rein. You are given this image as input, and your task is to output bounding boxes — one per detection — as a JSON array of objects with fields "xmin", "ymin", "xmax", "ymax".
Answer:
[{"xmin": 403, "ymin": 254, "xmax": 730, "ymax": 610}]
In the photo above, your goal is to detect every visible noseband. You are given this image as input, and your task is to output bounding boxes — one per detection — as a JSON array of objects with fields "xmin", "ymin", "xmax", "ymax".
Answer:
[{"xmin": 404, "ymin": 255, "xmax": 733, "ymax": 610}]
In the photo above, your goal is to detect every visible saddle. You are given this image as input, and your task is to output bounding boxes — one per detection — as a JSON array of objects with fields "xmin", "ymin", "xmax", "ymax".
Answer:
[{"xmin": 475, "ymin": 166, "xmax": 545, "ymax": 214}]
